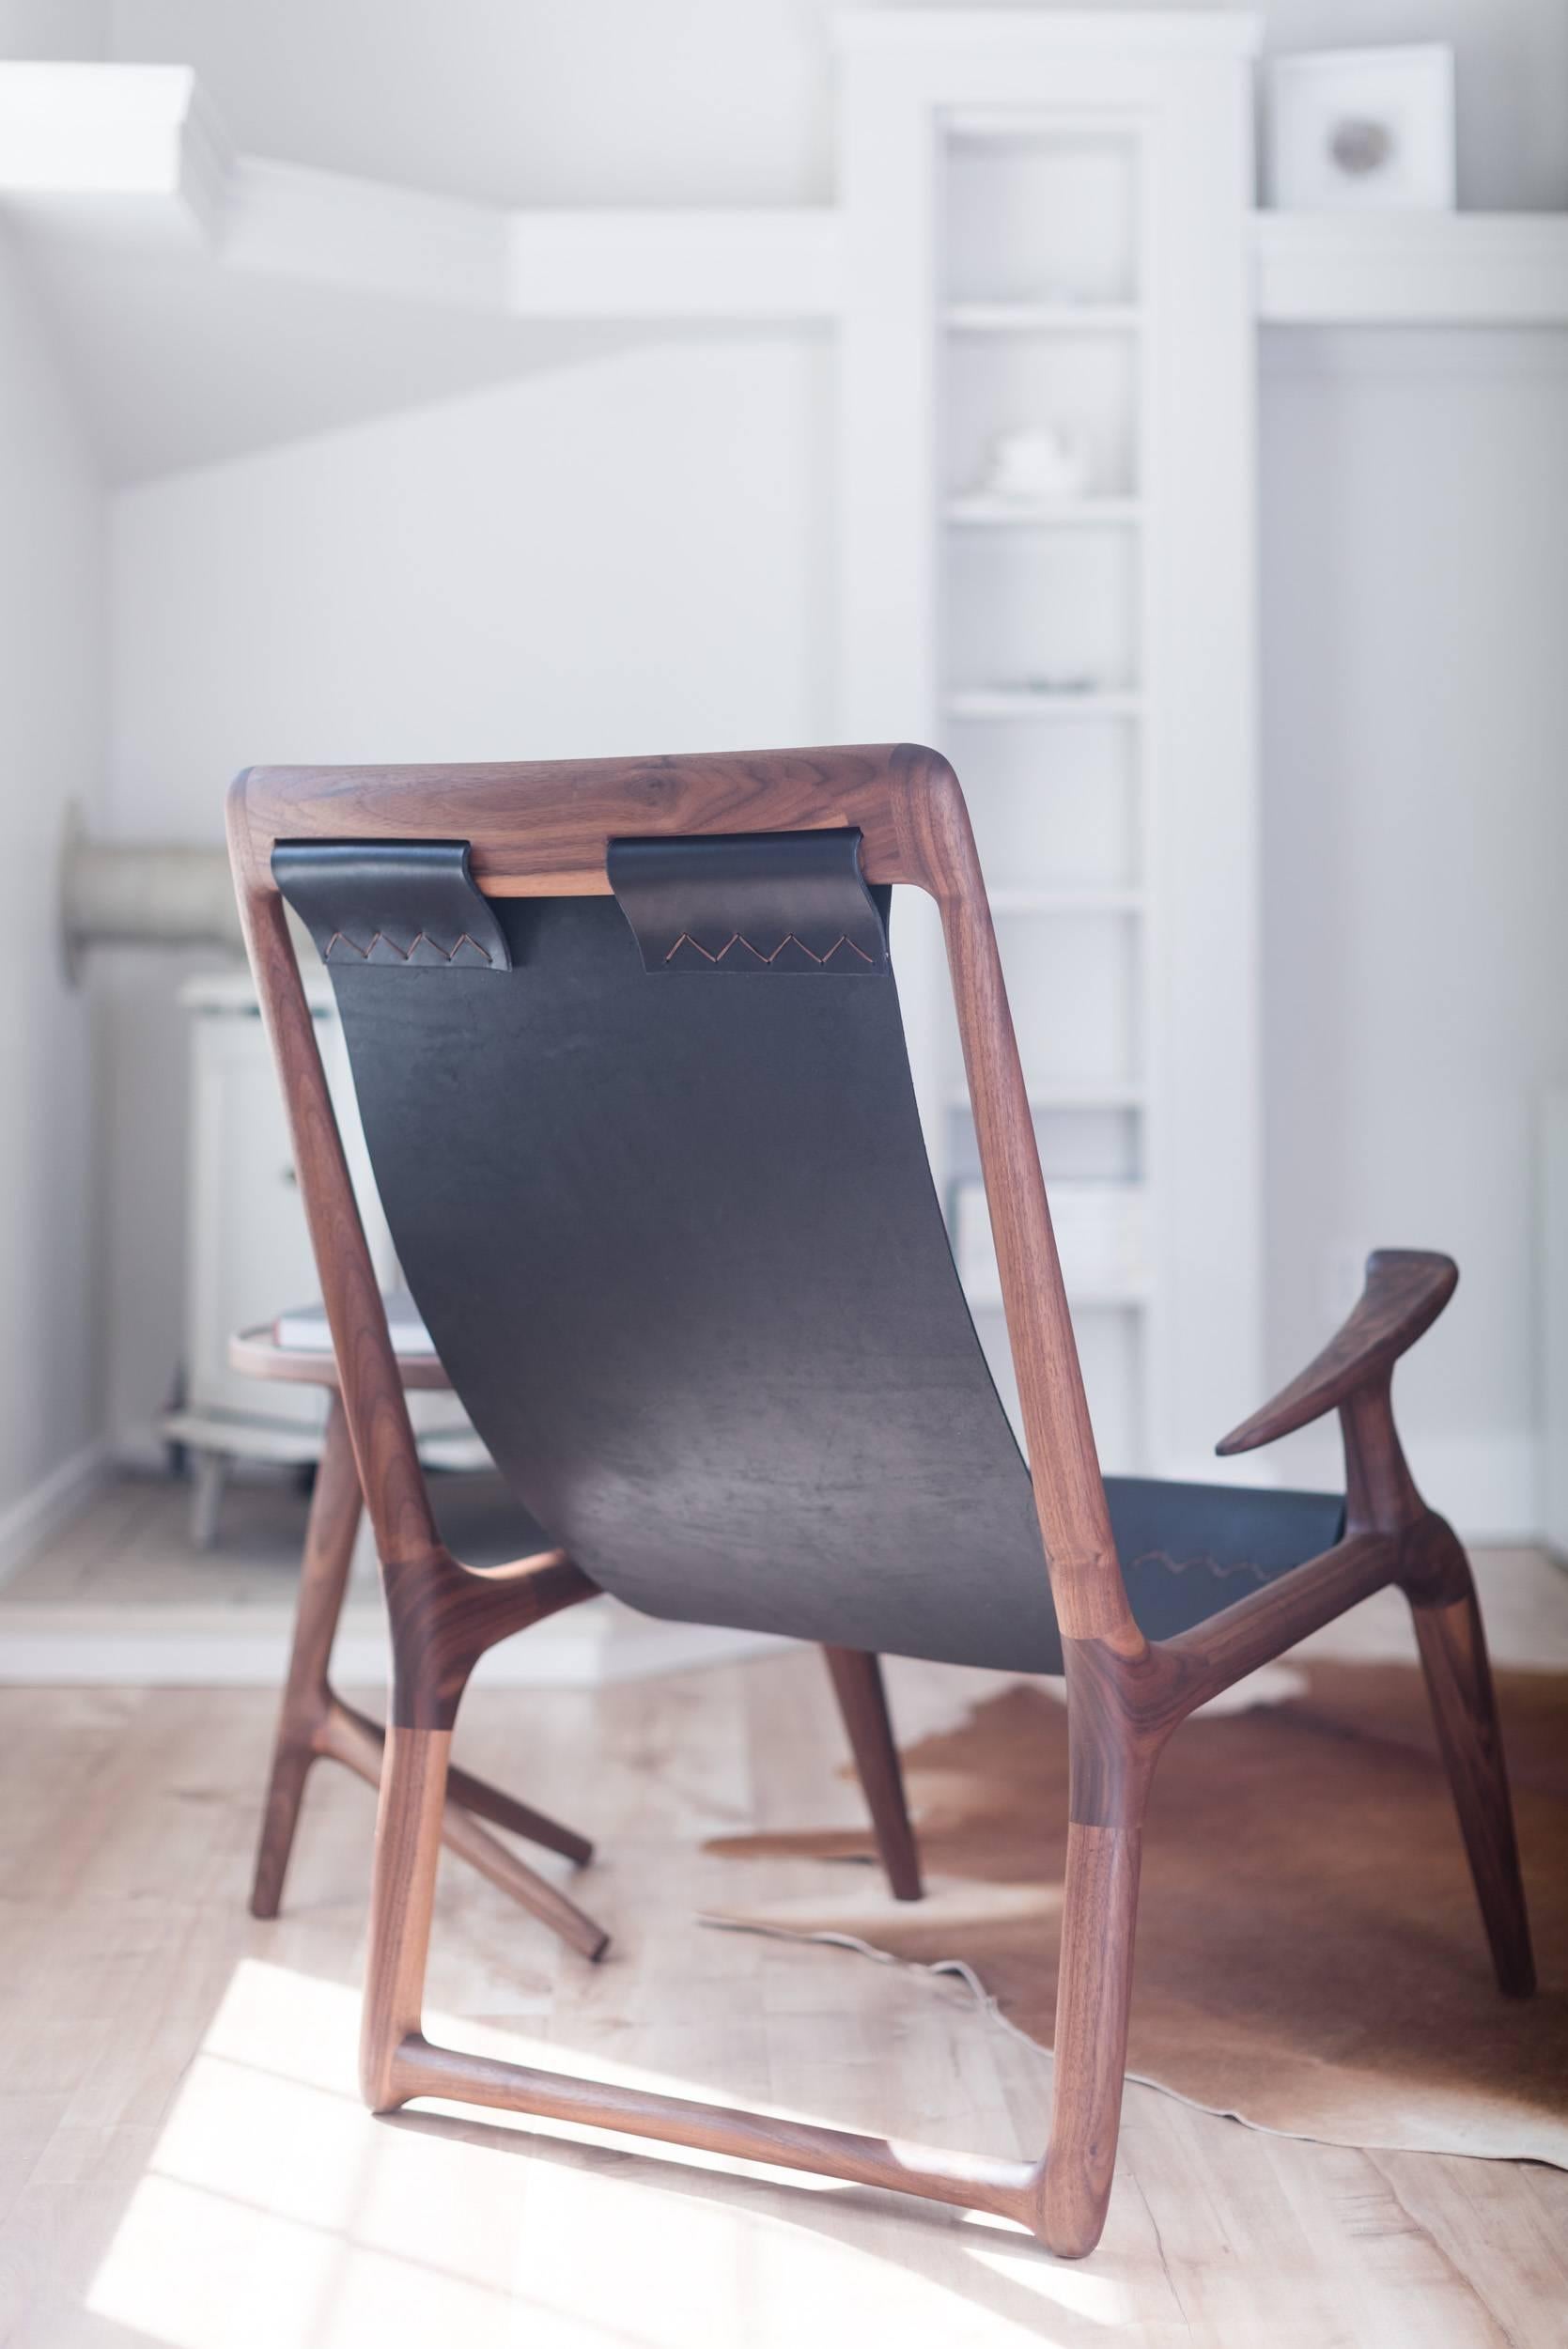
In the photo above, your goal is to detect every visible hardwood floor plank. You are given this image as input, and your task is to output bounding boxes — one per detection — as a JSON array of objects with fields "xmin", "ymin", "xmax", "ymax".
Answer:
[{"xmin": 0, "ymin": 1547, "xmax": 1560, "ymax": 2344}]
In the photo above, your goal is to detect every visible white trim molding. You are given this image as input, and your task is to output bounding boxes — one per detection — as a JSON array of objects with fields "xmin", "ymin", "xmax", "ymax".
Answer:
[
  {"xmin": 0, "ymin": 1443, "xmax": 108, "ymax": 1590},
  {"xmin": 4, "ymin": 65, "xmax": 1565, "ymax": 337},
  {"xmin": 0, "ymin": 1590, "xmax": 784, "ymax": 1689},
  {"xmin": 1254, "ymin": 212, "xmax": 1568, "ymax": 327},
  {"xmin": 0, "ymin": 61, "xmax": 841, "ymax": 321}
]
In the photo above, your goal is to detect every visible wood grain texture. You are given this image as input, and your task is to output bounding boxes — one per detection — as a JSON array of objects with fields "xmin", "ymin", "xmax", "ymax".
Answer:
[
  {"xmin": 396, "ymin": 2034, "xmax": 1040, "ymax": 2226},
  {"xmin": 1409, "ymin": 1566, "xmax": 1536, "ymax": 1999},
  {"xmin": 230, "ymin": 743, "xmax": 949, "ymax": 902},
  {"xmin": 361, "ymin": 1722, "xmax": 450, "ymax": 2114},
  {"xmin": 822, "ymin": 1647, "xmax": 924, "ymax": 1901},
  {"xmin": 228, "ymin": 748, "xmax": 1534, "ymax": 2262},
  {"xmin": 3, "ymin": 1593, "xmax": 1562, "ymax": 2343},
  {"xmin": 241, "ymin": 1376, "xmax": 602, "ymax": 1945},
  {"xmin": 249, "ymin": 1392, "xmax": 364, "ymax": 1919},
  {"xmin": 324, "ymin": 1703, "xmax": 607, "ymax": 1961},
  {"xmin": 381, "ymin": 1547, "xmax": 598, "ymax": 1730},
  {"xmin": 1218, "ymin": 1250, "xmax": 1458, "ymax": 1458},
  {"xmin": 1036, "ymin": 1824, "xmax": 1142, "ymax": 2258}
]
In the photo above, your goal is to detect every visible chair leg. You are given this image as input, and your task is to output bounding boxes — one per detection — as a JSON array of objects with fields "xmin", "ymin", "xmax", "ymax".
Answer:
[
  {"xmin": 358, "ymin": 1689, "xmax": 1047, "ymax": 2240},
  {"xmin": 253, "ymin": 1393, "xmax": 604, "ymax": 1944},
  {"xmin": 1032, "ymin": 1819, "xmax": 1142, "ymax": 2260},
  {"xmin": 362, "ymin": 1718, "xmax": 450, "ymax": 2112},
  {"xmin": 1408, "ymin": 1536, "xmax": 1535, "ymax": 1999},
  {"xmin": 329, "ymin": 1698, "xmax": 595, "ymax": 1868},
  {"xmin": 251, "ymin": 1393, "xmax": 362, "ymax": 1918},
  {"xmin": 443, "ymin": 1756, "xmax": 595, "ymax": 1866},
  {"xmin": 821, "ymin": 1645, "xmax": 923, "ymax": 1900},
  {"xmin": 320, "ymin": 1699, "xmax": 608, "ymax": 1958}
]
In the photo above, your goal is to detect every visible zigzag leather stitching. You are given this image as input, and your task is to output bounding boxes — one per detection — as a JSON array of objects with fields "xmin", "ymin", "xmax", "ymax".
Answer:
[
  {"xmin": 324, "ymin": 929, "xmax": 494, "ymax": 966},
  {"xmin": 1124, "ymin": 1549, "xmax": 1275, "ymax": 1585},
  {"xmin": 662, "ymin": 930, "xmax": 876, "ymax": 967}
]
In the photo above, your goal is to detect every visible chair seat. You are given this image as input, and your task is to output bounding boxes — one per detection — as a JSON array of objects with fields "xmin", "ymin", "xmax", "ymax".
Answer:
[{"xmin": 1106, "ymin": 1475, "xmax": 1345, "ymax": 1644}]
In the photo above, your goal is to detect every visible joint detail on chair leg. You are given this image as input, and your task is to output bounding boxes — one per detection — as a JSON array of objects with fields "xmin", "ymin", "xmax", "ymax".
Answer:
[
  {"xmin": 384, "ymin": 1546, "xmax": 598, "ymax": 1730},
  {"xmin": 325, "ymin": 1698, "xmax": 612, "ymax": 1957},
  {"xmin": 366, "ymin": 2030, "xmax": 429, "ymax": 2116}
]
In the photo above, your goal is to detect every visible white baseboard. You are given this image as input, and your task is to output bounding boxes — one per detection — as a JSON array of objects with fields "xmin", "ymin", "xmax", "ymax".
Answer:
[
  {"xmin": 0, "ymin": 1589, "xmax": 787, "ymax": 1688},
  {"xmin": 0, "ymin": 1442, "xmax": 107, "ymax": 1589}
]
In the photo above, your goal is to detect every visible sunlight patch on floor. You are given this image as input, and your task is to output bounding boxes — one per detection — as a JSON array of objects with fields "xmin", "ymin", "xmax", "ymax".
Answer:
[{"xmin": 85, "ymin": 1958, "xmax": 1092, "ymax": 2349}]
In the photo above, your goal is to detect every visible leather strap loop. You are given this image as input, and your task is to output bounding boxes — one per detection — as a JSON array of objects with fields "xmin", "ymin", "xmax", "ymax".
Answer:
[
  {"xmin": 273, "ymin": 840, "xmax": 511, "ymax": 972},
  {"xmin": 608, "ymin": 829, "xmax": 889, "ymax": 975}
]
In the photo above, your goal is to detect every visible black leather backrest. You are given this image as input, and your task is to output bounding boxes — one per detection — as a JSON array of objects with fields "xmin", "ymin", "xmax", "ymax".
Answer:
[{"xmin": 277, "ymin": 829, "xmax": 1064, "ymax": 1672}]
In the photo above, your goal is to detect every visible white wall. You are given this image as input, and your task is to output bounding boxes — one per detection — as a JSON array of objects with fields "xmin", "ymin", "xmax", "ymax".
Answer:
[
  {"xmin": 0, "ymin": 220, "xmax": 103, "ymax": 1565},
  {"xmin": 0, "ymin": 1, "xmax": 105, "ymax": 59},
  {"xmin": 1258, "ymin": 326, "xmax": 1568, "ymax": 1527},
  {"xmin": 83, "ymin": 0, "xmax": 1568, "ymax": 1532},
  {"xmin": 101, "ymin": 330, "xmax": 832, "ymax": 1454}
]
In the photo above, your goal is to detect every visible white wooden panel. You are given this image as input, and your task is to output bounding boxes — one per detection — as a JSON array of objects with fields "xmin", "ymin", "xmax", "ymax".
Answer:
[{"xmin": 836, "ymin": 13, "xmax": 1262, "ymax": 1481}]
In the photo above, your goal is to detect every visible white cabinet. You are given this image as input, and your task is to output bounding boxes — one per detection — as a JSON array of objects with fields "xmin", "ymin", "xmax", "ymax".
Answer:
[
  {"xmin": 180, "ymin": 968, "xmax": 373, "ymax": 1439},
  {"xmin": 166, "ymin": 968, "xmax": 476, "ymax": 1534},
  {"xmin": 836, "ymin": 11, "xmax": 1263, "ymax": 1479}
]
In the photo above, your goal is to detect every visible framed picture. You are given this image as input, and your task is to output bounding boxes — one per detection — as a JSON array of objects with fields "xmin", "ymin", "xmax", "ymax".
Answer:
[{"xmin": 1265, "ymin": 46, "xmax": 1456, "ymax": 212}]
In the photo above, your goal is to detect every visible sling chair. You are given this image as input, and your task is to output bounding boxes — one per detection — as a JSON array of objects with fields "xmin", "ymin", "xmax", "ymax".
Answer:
[{"xmin": 228, "ymin": 743, "xmax": 1533, "ymax": 2261}]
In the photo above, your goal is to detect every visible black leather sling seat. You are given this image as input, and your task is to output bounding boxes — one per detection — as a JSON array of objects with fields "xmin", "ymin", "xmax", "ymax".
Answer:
[{"xmin": 276, "ymin": 832, "xmax": 1342, "ymax": 1672}]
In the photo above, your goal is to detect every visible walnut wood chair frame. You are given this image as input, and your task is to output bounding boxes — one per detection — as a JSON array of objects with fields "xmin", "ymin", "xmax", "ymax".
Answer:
[
  {"xmin": 230, "ymin": 1325, "xmax": 609, "ymax": 1956},
  {"xmin": 228, "ymin": 744, "xmax": 1532, "ymax": 2260}
]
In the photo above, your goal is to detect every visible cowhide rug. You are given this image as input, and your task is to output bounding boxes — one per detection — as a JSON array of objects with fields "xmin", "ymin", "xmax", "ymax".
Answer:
[{"xmin": 706, "ymin": 1660, "xmax": 1568, "ymax": 2162}]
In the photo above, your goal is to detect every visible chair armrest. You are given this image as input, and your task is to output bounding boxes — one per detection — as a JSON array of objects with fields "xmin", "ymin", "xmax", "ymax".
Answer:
[{"xmin": 1216, "ymin": 1250, "xmax": 1457, "ymax": 1457}]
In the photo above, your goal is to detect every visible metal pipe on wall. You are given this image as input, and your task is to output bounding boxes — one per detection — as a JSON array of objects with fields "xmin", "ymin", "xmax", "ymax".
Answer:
[{"xmin": 59, "ymin": 802, "xmax": 243, "ymax": 981}]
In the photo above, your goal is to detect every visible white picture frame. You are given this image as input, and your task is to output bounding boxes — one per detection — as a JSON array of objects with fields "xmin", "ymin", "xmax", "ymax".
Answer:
[{"xmin": 1265, "ymin": 46, "xmax": 1457, "ymax": 212}]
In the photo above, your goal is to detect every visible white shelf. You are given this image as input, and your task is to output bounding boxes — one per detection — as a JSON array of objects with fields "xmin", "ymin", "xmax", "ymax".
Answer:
[
  {"xmin": 946, "ymin": 689, "xmax": 1141, "ymax": 722},
  {"xmin": 946, "ymin": 496, "xmax": 1141, "ymax": 527},
  {"xmin": 945, "ymin": 302, "xmax": 1141, "ymax": 334},
  {"xmin": 1252, "ymin": 211, "xmax": 1568, "ymax": 326},
  {"xmin": 986, "ymin": 887, "xmax": 1145, "ymax": 916}
]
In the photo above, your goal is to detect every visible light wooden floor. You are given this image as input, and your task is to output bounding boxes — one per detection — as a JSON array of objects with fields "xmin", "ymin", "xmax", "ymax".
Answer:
[
  {"xmin": 2, "ymin": 1552, "xmax": 1564, "ymax": 2348},
  {"xmin": 1, "ymin": 1467, "xmax": 533, "ymax": 1608}
]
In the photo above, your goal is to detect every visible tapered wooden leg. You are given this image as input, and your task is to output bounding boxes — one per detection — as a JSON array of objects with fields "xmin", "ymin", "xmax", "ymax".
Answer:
[
  {"xmin": 252, "ymin": 1395, "xmax": 601, "ymax": 1941},
  {"xmin": 328, "ymin": 1697, "xmax": 595, "ymax": 1866},
  {"xmin": 1409, "ymin": 1552, "xmax": 1535, "ymax": 1999},
  {"xmin": 321, "ymin": 1701, "xmax": 608, "ymax": 1959},
  {"xmin": 1033, "ymin": 1820, "xmax": 1142, "ymax": 2261},
  {"xmin": 443, "ymin": 1757, "xmax": 595, "ymax": 1866},
  {"xmin": 360, "ymin": 1696, "xmax": 1044, "ymax": 2231},
  {"xmin": 822, "ymin": 1645, "xmax": 923, "ymax": 1901},
  {"xmin": 250, "ymin": 1394, "xmax": 362, "ymax": 1918},
  {"xmin": 362, "ymin": 1719, "xmax": 450, "ymax": 2113}
]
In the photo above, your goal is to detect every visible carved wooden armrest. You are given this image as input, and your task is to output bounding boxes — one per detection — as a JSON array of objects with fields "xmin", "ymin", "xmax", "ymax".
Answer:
[{"xmin": 1216, "ymin": 1250, "xmax": 1458, "ymax": 1458}]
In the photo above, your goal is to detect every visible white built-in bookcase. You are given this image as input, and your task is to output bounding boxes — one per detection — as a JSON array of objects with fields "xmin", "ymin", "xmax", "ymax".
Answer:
[{"xmin": 837, "ymin": 13, "xmax": 1263, "ymax": 1481}]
